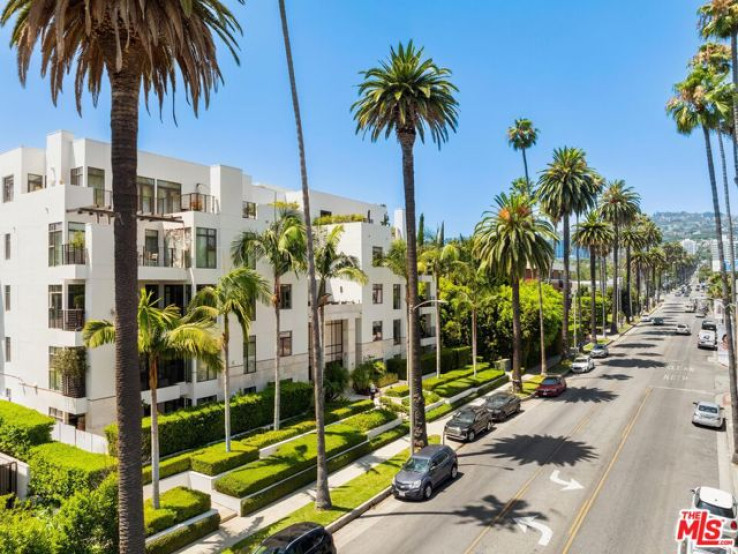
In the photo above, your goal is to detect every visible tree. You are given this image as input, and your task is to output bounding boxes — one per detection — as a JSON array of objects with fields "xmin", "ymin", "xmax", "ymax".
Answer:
[
  {"xmin": 352, "ymin": 41, "xmax": 459, "ymax": 450},
  {"xmin": 621, "ymin": 224, "xmax": 646, "ymax": 321},
  {"xmin": 1, "ymin": 2, "xmax": 244, "ymax": 548},
  {"xmin": 84, "ymin": 290, "xmax": 221, "ymax": 510},
  {"xmin": 574, "ymin": 211, "xmax": 614, "ymax": 345},
  {"xmin": 600, "ymin": 180, "xmax": 641, "ymax": 334},
  {"xmin": 232, "ymin": 205, "xmax": 306, "ymax": 431},
  {"xmin": 507, "ymin": 118, "xmax": 540, "ymax": 188},
  {"xmin": 189, "ymin": 268, "xmax": 270, "ymax": 452},
  {"xmin": 473, "ymin": 193, "xmax": 555, "ymax": 392},
  {"xmin": 537, "ymin": 147, "xmax": 601, "ymax": 355}
]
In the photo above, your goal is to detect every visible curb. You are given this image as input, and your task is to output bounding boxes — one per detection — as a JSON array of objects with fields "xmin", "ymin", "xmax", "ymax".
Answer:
[{"xmin": 325, "ymin": 488, "xmax": 392, "ymax": 534}]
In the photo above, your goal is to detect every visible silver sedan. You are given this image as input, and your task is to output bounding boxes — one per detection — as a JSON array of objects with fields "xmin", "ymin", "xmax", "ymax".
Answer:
[{"xmin": 692, "ymin": 401, "xmax": 724, "ymax": 429}]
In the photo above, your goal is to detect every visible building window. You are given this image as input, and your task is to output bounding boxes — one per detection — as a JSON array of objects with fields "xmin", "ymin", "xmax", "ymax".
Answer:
[
  {"xmin": 198, "ymin": 395, "xmax": 218, "ymax": 405},
  {"xmin": 372, "ymin": 321, "xmax": 383, "ymax": 342},
  {"xmin": 319, "ymin": 210, "xmax": 332, "ymax": 218},
  {"xmin": 48, "ymin": 346, "xmax": 63, "ymax": 391},
  {"xmin": 195, "ymin": 227, "xmax": 217, "ymax": 269},
  {"xmin": 88, "ymin": 168, "xmax": 106, "ymax": 207},
  {"xmin": 280, "ymin": 284, "xmax": 292, "ymax": 310},
  {"xmin": 393, "ymin": 319, "xmax": 401, "ymax": 345},
  {"xmin": 372, "ymin": 246, "xmax": 383, "ymax": 267},
  {"xmin": 4, "ymin": 234, "xmax": 10, "ymax": 260},
  {"xmin": 2, "ymin": 176, "xmax": 13, "ymax": 202},
  {"xmin": 157, "ymin": 180, "xmax": 181, "ymax": 214},
  {"xmin": 196, "ymin": 361, "xmax": 218, "ymax": 382},
  {"xmin": 137, "ymin": 177, "xmax": 155, "ymax": 214},
  {"xmin": 48, "ymin": 223, "xmax": 62, "ymax": 266},
  {"xmin": 48, "ymin": 407, "xmax": 65, "ymax": 422},
  {"xmin": 27, "ymin": 173, "xmax": 44, "ymax": 193},
  {"xmin": 4, "ymin": 285, "xmax": 9, "ymax": 311},
  {"xmin": 244, "ymin": 335, "xmax": 256, "ymax": 374},
  {"xmin": 279, "ymin": 331, "xmax": 292, "ymax": 357},
  {"xmin": 242, "ymin": 201, "xmax": 257, "ymax": 219},
  {"xmin": 372, "ymin": 284, "xmax": 383, "ymax": 304},
  {"xmin": 70, "ymin": 167, "xmax": 83, "ymax": 186},
  {"xmin": 4, "ymin": 337, "xmax": 10, "ymax": 362},
  {"xmin": 241, "ymin": 386, "xmax": 257, "ymax": 395},
  {"xmin": 393, "ymin": 284, "xmax": 402, "ymax": 310}
]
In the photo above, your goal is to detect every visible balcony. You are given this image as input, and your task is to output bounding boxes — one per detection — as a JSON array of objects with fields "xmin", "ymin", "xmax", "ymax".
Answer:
[
  {"xmin": 55, "ymin": 244, "xmax": 86, "ymax": 266},
  {"xmin": 180, "ymin": 193, "xmax": 217, "ymax": 214},
  {"xmin": 139, "ymin": 247, "xmax": 191, "ymax": 269},
  {"xmin": 49, "ymin": 309, "xmax": 85, "ymax": 332},
  {"xmin": 420, "ymin": 326, "xmax": 437, "ymax": 340},
  {"xmin": 91, "ymin": 188, "xmax": 113, "ymax": 209}
]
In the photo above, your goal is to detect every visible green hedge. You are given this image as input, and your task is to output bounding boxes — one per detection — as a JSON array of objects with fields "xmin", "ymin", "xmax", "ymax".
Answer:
[
  {"xmin": 28, "ymin": 442, "xmax": 116, "ymax": 502},
  {"xmin": 144, "ymin": 452, "xmax": 192, "ymax": 485},
  {"xmin": 392, "ymin": 347, "xmax": 473, "ymax": 380},
  {"xmin": 341, "ymin": 409, "xmax": 397, "ymax": 433},
  {"xmin": 190, "ymin": 443, "xmax": 259, "ymax": 476},
  {"xmin": 144, "ymin": 487, "xmax": 211, "ymax": 537},
  {"xmin": 384, "ymin": 385, "xmax": 409, "ymax": 398},
  {"xmin": 106, "ymin": 382, "xmax": 313, "ymax": 459},
  {"xmin": 401, "ymin": 390, "xmax": 440, "ymax": 406},
  {"xmin": 422, "ymin": 367, "xmax": 478, "ymax": 391},
  {"xmin": 145, "ymin": 512, "xmax": 220, "ymax": 554},
  {"xmin": 376, "ymin": 372, "xmax": 399, "ymax": 388},
  {"xmin": 215, "ymin": 424, "xmax": 365, "ymax": 499},
  {"xmin": 433, "ymin": 368, "xmax": 504, "ymax": 398},
  {"xmin": 379, "ymin": 397, "xmax": 406, "ymax": 415},
  {"xmin": 0, "ymin": 402, "xmax": 54, "ymax": 459}
]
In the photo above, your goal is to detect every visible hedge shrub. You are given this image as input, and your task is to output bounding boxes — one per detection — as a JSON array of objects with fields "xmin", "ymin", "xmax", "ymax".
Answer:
[
  {"xmin": 422, "ymin": 367, "xmax": 477, "ymax": 391},
  {"xmin": 325, "ymin": 399, "xmax": 373, "ymax": 423},
  {"xmin": 144, "ymin": 452, "xmax": 192, "ymax": 485},
  {"xmin": 28, "ymin": 442, "xmax": 116, "ymax": 502},
  {"xmin": 145, "ymin": 512, "xmax": 220, "ymax": 554},
  {"xmin": 144, "ymin": 487, "xmax": 211, "ymax": 536},
  {"xmin": 383, "ymin": 385, "xmax": 409, "ymax": 398},
  {"xmin": 0, "ymin": 402, "xmax": 53, "ymax": 459},
  {"xmin": 376, "ymin": 372, "xmax": 399, "ymax": 388},
  {"xmin": 342, "ymin": 409, "xmax": 397, "ymax": 433},
  {"xmin": 401, "ymin": 390, "xmax": 440, "ymax": 406},
  {"xmin": 379, "ymin": 397, "xmax": 406, "ymax": 415},
  {"xmin": 190, "ymin": 444, "xmax": 259, "ymax": 476},
  {"xmin": 392, "ymin": 347, "xmax": 472, "ymax": 380}
]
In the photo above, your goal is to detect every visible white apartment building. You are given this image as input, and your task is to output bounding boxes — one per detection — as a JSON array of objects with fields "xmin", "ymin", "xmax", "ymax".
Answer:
[
  {"xmin": 0, "ymin": 131, "xmax": 436, "ymax": 434},
  {"xmin": 680, "ymin": 238, "xmax": 697, "ymax": 256}
]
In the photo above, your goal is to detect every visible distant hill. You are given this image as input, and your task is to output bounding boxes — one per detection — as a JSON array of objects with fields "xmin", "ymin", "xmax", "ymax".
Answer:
[{"xmin": 651, "ymin": 211, "xmax": 718, "ymax": 242}]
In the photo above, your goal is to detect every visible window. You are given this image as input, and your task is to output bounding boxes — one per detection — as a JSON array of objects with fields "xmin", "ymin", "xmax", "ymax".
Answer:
[
  {"xmin": 319, "ymin": 210, "xmax": 332, "ymax": 218},
  {"xmin": 70, "ymin": 167, "xmax": 83, "ymax": 186},
  {"xmin": 4, "ymin": 234, "xmax": 10, "ymax": 260},
  {"xmin": 88, "ymin": 168, "xmax": 105, "ymax": 207},
  {"xmin": 27, "ymin": 173, "xmax": 44, "ymax": 192},
  {"xmin": 48, "ymin": 346, "xmax": 63, "ymax": 391},
  {"xmin": 49, "ymin": 407, "xmax": 64, "ymax": 422},
  {"xmin": 48, "ymin": 223, "xmax": 62, "ymax": 266},
  {"xmin": 244, "ymin": 335, "xmax": 256, "ymax": 374},
  {"xmin": 2, "ymin": 176, "xmax": 13, "ymax": 202},
  {"xmin": 195, "ymin": 227, "xmax": 217, "ymax": 268},
  {"xmin": 242, "ymin": 201, "xmax": 257, "ymax": 219},
  {"xmin": 157, "ymin": 179, "xmax": 181, "ymax": 214},
  {"xmin": 241, "ymin": 386, "xmax": 257, "ymax": 395},
  {"xmin": 372, "ymin": 246, "xmax": 383, "ymax": 267},
  {"xmin": 280, "ymin": 284, "xmax": 293, "ymax": 310},
  {"xmin": 137, "ymin": 177, "xmax": 155, "ymax": 213},
  {"xmin": 197, "ymin": 395, "xmax": 217, "ymax": 405},
  {"xmin": 4, "ymin": 337, "xmax": 10, "ymax": 362},
  {"xmin": 4, "ymin": 285, "xmax": 9, "ymax": 311},
  {"xmin": 143, "ymin": 229, "xmax": 159, "ymax": 265},
  {"xmin": 196, "ymin": 361, "xmax": 218, "ymax": 382},
  {"xmin": 372, "ymin": 284, "xmax": 383, "ymax": 304},
  {"xmin": 393, "ymin": 284, "xmax": 402, "ymax": 310},
  {"xmin": 372, "ymin": 321, "xmax": 383, "ymax": 342},
  {"xmin": 279, "ymin": 331, "xmax": 292, "ymax": 357},
  {"xmin": 393, "ymin": 319, "xmax": 401, "ymax": 345},
  {"xmin": 48, "ymin": 285, "xmax": 63, "ymax": 328}
]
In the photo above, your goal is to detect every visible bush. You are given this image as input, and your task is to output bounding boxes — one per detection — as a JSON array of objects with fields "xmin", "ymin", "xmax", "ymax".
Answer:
[
  {"xmin": 325, "ymin": 399, "xmax": 374, "ymax": 423},
  {"xmin": 190, "ymin": 444, "xmax": 259, "ymax": 476},
  {"xmin": 144, "ymin": 487, "xmax": 211, "ymax": 536},
  {"xmin": 342, "ymin": 409, "xmax": 397, "ymax": 433},
  {"xmin": 313, "ymin": 213, "xmax": 366, "ymax": 225},
  {"xmin": 422, "ymin": 367, "xmax": 477, "ymax": 391},
  {"xmin": 0, "ymin": 401, "xmax": 54, "ymax": 459},
  {"xmin": 426, "ymin": 403, "xmax": 453, "ymax": 422},
  {"xmin": 391, "ymin": 347, "xmax": 472, "ymax": 380},
  {"xmin": 379, "ymin": 397, "xmax": 406, "ymax": 415},
  {"xmin": 145, "ymin": 512, "xmax": 220, "ymax": 554},
  {"xmin": 240, "ymin": 421, "xmax": 314, "ymax": 451},
  {"xmin": 376, "ymin": 372, "xmax": 399, "ymax": 388},
  {"xmin": 383, "ymin": 384, "xmax": 409, "ymax": 398},
  {"xmin": 385, "ymin": 357, "xmax": 406, "ymax": 378},
  {"xmin": 401, "ymin": 390, "xmax": 440, "ymax": 406},
  {"xmin": 29, "ymin": 442, "xmax": 116, "ymax": 503},
  {"xmin": 325, "ymin": 362, "xmax": 350, "ymax": 401},
  {"xmin": 350, "ymin": 360, "xmax": 387, "ymax": 394},
  {"xmin": 0, "ymin": 506, "xmax": 54, "ymax": 552},
  {"xmin": 144, "ymin": 452, "xmax": 192, "ymax": 485}
]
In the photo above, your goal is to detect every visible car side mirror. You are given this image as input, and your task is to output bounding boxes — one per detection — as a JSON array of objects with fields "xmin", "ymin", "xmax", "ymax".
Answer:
[
  {"xmin": 690, "ymin": 488, "xmax": 696, "ymax": 494},
  {"xmin": 692, "ymin": 402, "xmax": 697, "ymax": 406}
]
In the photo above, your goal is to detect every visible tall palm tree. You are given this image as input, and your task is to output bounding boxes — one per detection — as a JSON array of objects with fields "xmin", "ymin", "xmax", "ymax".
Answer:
[
  {"xmin": 84, "ymin": 290, "xmax": 221, "ymax": 510},
  {"xmin": 352, "ymin": 41, "xmax": 458, "ymax": 450},
  {"xmin": 507, "ymin": 118, "xmax": 540, "ymax": 188},
  {"xmin": 600, "ymin": 180, "xmax": 641, "ymax": 334},
  {"xmin": 1, "ymin": 2, "xmax": 243, "ymax": 548},
  {"xmin": 668, "ymin": 65, "xmax": 738, "ymax": 462},
  {"xmin": 232, "ymin": 205, "xmax": 306, "ymax": 431},
  {"xmin": 621, "ymin": 224, "xmax": 646, "ymax": 322},
  {"xmin": 574, "ymin": 212, "xmax": 615, "ymax": 345},
  {"xmin": 538, "ymin": 147, "xmax": 601, "ymax": 355},
  {"xmin": 474, "ymin": 193, "xmax": 555, "ymax": 392},
  {"xmin": 189, "ymin": 268, "xmax": 270, "ymax": 452},
  {"xmin": 419, "ymin": 223, "xmax": 459, "ymax": 377},
  {"xmin": 631, "ymin": 248, "xmax": 650, "ymax": 315}
]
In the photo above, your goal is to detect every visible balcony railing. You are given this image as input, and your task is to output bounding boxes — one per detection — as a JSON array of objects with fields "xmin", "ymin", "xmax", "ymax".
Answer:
[
  {"xmin": 49, "ymin": 244, "xmax": 86, "ymax": 266},
  {"xmin": 180, "ymin": 193, "xmax": 217, "ymax": 214},
  {"xmin": 139, "ymin": 247, "xmax": 191, "ymax": 269},
  {"xmin": 49, "ymin": 309, "xmax": 86, "ymax": 332},
  {"xmin": 91, "ymin": 188, "xmax": 112, "ymax": 208},
  {"xmin": 420, "ymin": 326, "xmax": 437, "ymax": 340}
]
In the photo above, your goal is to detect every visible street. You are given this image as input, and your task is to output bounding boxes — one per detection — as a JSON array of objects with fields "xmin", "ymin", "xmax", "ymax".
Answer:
[{"xmin": 334, "ymin": 293, "xmax": 727, "ymax": 554}]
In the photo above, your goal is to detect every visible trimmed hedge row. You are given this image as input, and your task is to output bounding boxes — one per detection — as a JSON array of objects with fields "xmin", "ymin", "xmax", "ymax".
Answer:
[
  {"xmin": 389, "ymin": 346, "xmax": 472, "ymax": 380},
  {"xmin": 427, "ymin": 374, "xmax": 510, "ymax": 421},
  {"xmin": 144, "ymin": 453, "xmax": 192, "ymax": 485},
  {"xmin": 145, "ymin": 512, "xmax": 221, "ymax": 554},
  {"xmin": 144, "ymin": 487, "xmax": 211, "ymax": 537},
  {"xmin": 384, "ymin": 385, "xmax": 409, "ymax": 398},
  {"xmin": 0, "ymin": 401, "xmax": 54, "ymax": 459},
  {"xmin": 433, "ymin": 368, "xmax": 505, "ymax": 398},
  {"xmin": 190, "ymin": 443, "xmax": 259, "ymax": 476},
  {"xmin": 340, "ymin": 409, "xmax": 397, "ymax": 433}
]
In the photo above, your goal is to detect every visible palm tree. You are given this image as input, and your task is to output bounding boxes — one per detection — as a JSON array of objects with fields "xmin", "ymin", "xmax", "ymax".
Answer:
[
  {"xmin": 621, "ymin": 224, "xmax": 646, "ymax": 322},
  {"xmin": 189, "ymin": 268, "xmax": 270, "ymax": 452},
  {"xmin": 507, "ymin": 119, "xmax": 540, "ymax": 188},
  {"xmin": 419, "ymin": 223, "xmax": 459, "ymax": 377},
  {"xmin": 352, "ymin": 41, "xmax": 459, "ymax": 450},
  {"xmin": 668, "ymin": 65, "xmax": 738, "ymax": 462},
  {"xmin": 600, "ymin": 180, "xmax": 641, "ymax": 334},
  {"xmin": 84, "ymin": 290, "xmax": 221, "ymax": 510},
  {"xmin": 232, "ymin": 205, "xmax": 306, "ymax": 431},
  {"xmin": 574, "ymin": 212, "xmax": 615, "ymax": 345},
  {"xmin": 1, "ymin": 2, "xmax": 244, "ymax": 548},
  {"xmin": 538, "ymin": 147, "xmax": 601, "ymax": 355},
  {"xmin": 631, "ymin": 249, "xmax": 650, "ymax": 314},
  {"xmin": 474, "ymin": 193, "xmax": 555, "ymax": 392}
]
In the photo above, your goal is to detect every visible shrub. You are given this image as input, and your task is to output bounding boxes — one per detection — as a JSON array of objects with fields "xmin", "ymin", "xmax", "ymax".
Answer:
[
  {"xmin": 28, "ymin": 442, "xmax": 115, "ymax": 503},
  {"xmin": 145, "ymin": 512, "xmax": 220, "ymax": 554},
  {"xmin": 144, "ymin": 487, "xmax": 211, "ymax": 536},
  {"xmin": 0, "ymin": 506, "xmax": 54, "ymax": 552},
  {"xmin": 0, "ymin": 401, "xmax": 53, "ymax": 459},
  {"xmin": 434, "ymin": 378, "xmax": 477, "ymax": 398},
  {"xmin": 313, "ymin": 213, "xmax": 366, "ymax": 225},
  {"xmin": 325, "ymin": 362, "xmax": 350, "ymax": 401},
  {"xmin": 426, "ymin": 403, "xmax": 453, "ymax": 422},
  {"xmin": 383, "ymin": 385, "xmax": 409, "ymax": 398},
  {"xmin": 350, "ymin": 360, "xmax": 387, "ymax": 394},
  {"xmin": 240, "ymin": 422, "xmax": 312, "ymax": 450},
  {"xmin": 400, "ymin": 391, "xmax": 440, "ymax": 406},
  {"xmin": 190, "ymin": 444, "xmax": 259, "ymax": 476},
  {"xmin": 342, "ymin": 409, "xmax": 397, "ymax": 433},
  {"xmin": 376, "ymin": 372, "xmax": 399, "ymax": 388},
  {"xmin": 379, "ymin": 397, "xmax": 406, "ymax": 415},
  {"xmin": 385, "ymin": 357, "xmax": 406, "ymax": 378},
  {"xmin": 144, "ymin": 452, "xmax": 192, "ymax": 485},
  {"xmin": 325, "ymin": 399, "xmax": 373, "ymax": 423}
]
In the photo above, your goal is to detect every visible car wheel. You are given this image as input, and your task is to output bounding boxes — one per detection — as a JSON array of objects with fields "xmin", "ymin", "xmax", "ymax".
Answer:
[
  {"xmin": 423, "ymin": 483, "xmax": 433, "ymax": 500},
  {"xmin": 450, "ymin": 465, "xmax": 458, "ymax": 480},
  {"xmin": 468, "ymin": 430, "xmax": 476, "ymax": 442},
  {"xmin": 486, "ymin": 420, "xmax": 493, "ymax": 432}
]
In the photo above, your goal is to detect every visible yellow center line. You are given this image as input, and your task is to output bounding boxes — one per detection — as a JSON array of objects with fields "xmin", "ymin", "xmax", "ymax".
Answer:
[
  {"xmin": 461, "ymin": 406, "xmax": 596, "ymax": 554},
  {"xmin": 562, "ymin": 386, "xmax": 653, "ymax": 554}
]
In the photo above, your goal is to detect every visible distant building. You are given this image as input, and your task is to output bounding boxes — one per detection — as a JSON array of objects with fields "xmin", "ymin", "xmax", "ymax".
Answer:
[{"xmin": 680, "ymin": 238, "xmax": 697, "ymax": 256}]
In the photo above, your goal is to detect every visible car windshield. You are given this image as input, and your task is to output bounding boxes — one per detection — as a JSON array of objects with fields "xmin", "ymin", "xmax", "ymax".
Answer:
[
  {"xmin": 487, "ymin": 396, "xmax": 508, "ymax": 408},
  {"xmin": 575, "ymin": 357, "xmax": 588, "ymax": 363},
  {"xmin": 593, "ymin": 345, "xmax": 604, "ymax": 350},
  {"xmin": 542, "ymin": 377, "xmax": 559, "ymax": 385},
  {"xmin": 452, "ymin": 412, "xmax": 476, "ymax": 425},
  {"xmin": 403, "ymin": 457, "xmax": 431, "ymax": 473},
  {"xmin": 699, "ymin": 405, "xmax": 719, "ymax": 414},
  {"xmin": 697, "ymin": 498, "xmax": 735, "ymax": 519}
]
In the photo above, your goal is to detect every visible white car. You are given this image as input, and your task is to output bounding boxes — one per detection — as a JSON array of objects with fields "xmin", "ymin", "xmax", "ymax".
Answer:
[
  {"xmin": 590, "ymin": 344, "xmax": 609, "ymax": 358},
  {"xmin": 692, "ymin": 401, "xmax": 724, "ymax": 429},
  {"xmin": 690, "ymin": 486, "xmax": 738, "ymax": 541},
  {"xmin": 641, "ymin": 314, "xmax": 652, "ymax": 323},
  {"xmin": 676, "ymin": 324, "xmax": 692, "ymax": 336},
  {"xmin": 570, "ymin": 355, "xmax": 594, "ymax": 374}
]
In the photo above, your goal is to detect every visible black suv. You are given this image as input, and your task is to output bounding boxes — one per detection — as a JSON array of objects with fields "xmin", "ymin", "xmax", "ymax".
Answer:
[
  {"xmin": 444, "ymin": 406, "xmax": 492, "ymax": 442},
  {"xmin": 392, "ymin": 444, "xmax": 458, "ymax": 500},
  {"xmin": 483, "ymin": 392, "xmax": 522, "ymax": 421},
  {"xmin": 254, "ymin": 522, "xmax": 336, "ymax": 554}
]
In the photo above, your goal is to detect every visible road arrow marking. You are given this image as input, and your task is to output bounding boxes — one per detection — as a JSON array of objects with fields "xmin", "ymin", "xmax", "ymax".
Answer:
[
  {"xmin": 550, "ymin": 470, "xmax": 584, "ymax": 491},
  {"xmin": 515, "ymin": 516, "xmax": 553, "ymax": 546}
]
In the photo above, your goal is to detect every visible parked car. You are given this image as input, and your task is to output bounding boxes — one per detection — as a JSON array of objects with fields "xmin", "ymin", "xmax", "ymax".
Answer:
[
  {"xmin": 692, "ymin": 401, "xmax": 724, "ymax": 429},
  {"xmin": 590, "ymin": 344, "xmax": 609, "ymax": 358},
  {"xmin": 690, "ymin": 487, "xmax": 738, "ymax": 541},
  {"xmin": 254, "ymin": 523, "xmax": 336, "ymax": 554},
  {"xmin": 702, "ymin": 320, "xmax": 718, "ymax": 332},
  {"xmin": 698, "ymin": 330, "xmax": 718, "ymax": 350},
  {"xmin": 653, "ymin": 317, "xmax": 665, "ymax": 326},
  {"xmin": 571, "ymin": 355, "xmax": 594, "ymax": 374},
  {"xmin": 484, "ymin": 392, "xmax": 521, "ymax": 421},
  {"xmin": 641, "ymin": 314, "xmax": 652, "ymax": 323},
  {"xmin": 675, "ymin": 324, "xmax": 691, "ymax": 336},
  {"xmin": 392, "ymin": 444, "xmax": 458, "ymax": 501},
  {"xmin": 536, "ymin": 375, "xmax": 567, "ymax": 397},
  {"xmin": 444, "ymin": 406, "xmax": 492, "ymax": 442}
]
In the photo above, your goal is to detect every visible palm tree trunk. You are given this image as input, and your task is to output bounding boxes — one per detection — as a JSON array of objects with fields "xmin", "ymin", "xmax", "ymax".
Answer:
[
  {"xmin": 589, "ymin": 248, "xmax": 597, "ymax": 345},
  {"xmin": 703, "ymin": 123, "xmax": 738, "ymax": 464},
  {"xmin": 562, "ymin": 213, "xmax": 571, "ymax": 355},
  {"xmin": 575, "ymin": 214, "xmax": 581, "ymax": 349},
  {"xmin": 522, "ymin": 148, "xmax": 530, "ymax": 189},
  {"xmin": 109, "ymin": 68, "xmax": 145, "ymax": 553},
  {"xmin": 277, "ymin": 0, "xmax": 330, "ymax": 508},
  {"xmin": 718, "ymin": 132, "xmax": 738, "ymax": 316},
  {"xmin": 511, "ymin": 277, "xmax": 522, "ymax": 393},
  {"xmin": 626, "ymin": 245, "xmax": 632, "ymax": 323},
  {"xmin": 538, "ymin": 275, "xmax": 547, "ymax": 374},
  {"xmin": 435, "ymin": 273, "xmax": 441, "ymax": 379},
  {"xmin": 149, "ymin": 357, "xmax": 160, "ymax": 510},
  {"xmin": 223, "ymin": 314, "xmax": 232, "ymax": 453},
  {"xmin": 273, "ymin": 277, "xmax": 281, "ymax": 431},
  {"xmin": 600, "ymin": 255, "xmax": 607, "ymax": 335},
  {"xmin": 636, "ymin": 261, "xmax": 642, "ymax": 315},
  {"xmin": 398, "ymin": 130, "xmax": 427, "ymax": 451},
  {"xmin": 472, "ymin": 306, "xmax": 478, "ymax": 377},
  {"xmin": 611, "ymin": 225, "xmax": 619, "ymax": 335}
]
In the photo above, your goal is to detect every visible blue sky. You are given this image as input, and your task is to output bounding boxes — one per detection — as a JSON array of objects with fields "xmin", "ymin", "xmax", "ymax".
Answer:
[{"xmin": 0, "ymin": 0, "xmax": 710, "ymax": 236}]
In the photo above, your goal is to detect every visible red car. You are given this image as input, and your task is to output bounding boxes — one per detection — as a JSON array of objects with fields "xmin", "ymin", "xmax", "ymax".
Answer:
[{"xmin": 536, "ymin": 376, "xmax": 567, "ymax": 397}]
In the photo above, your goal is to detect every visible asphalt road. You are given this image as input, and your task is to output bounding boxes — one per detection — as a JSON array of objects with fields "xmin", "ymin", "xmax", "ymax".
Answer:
[{"xmin": 334, "ymin": 291, "xmax": 726, "ymax": 554}]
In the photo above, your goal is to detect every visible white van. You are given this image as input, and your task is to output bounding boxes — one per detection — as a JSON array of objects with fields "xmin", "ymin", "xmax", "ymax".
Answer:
[{"xmin": 698, "ymin": 330, "xmax": 717, "ymax": 350}]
